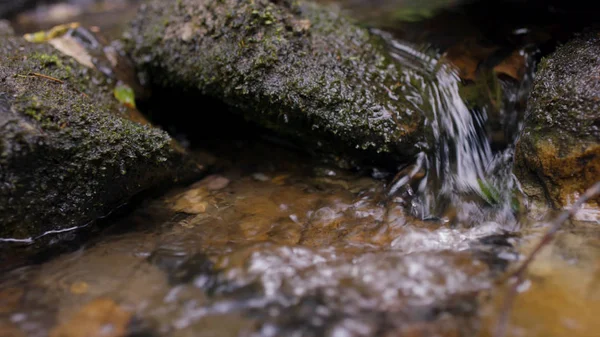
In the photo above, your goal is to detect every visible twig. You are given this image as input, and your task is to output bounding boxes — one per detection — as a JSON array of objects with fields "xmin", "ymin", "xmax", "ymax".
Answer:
[
  {"xmin": 30, "ymin": 72, "xmax": 64, "ymax": 84},
  {"xmin": 17, "ymin": 72, "xmax": 89, "ymax": 98},
  {"xmin": 494, "ymin": 181, "xmax": 600, "ymax": 337}
]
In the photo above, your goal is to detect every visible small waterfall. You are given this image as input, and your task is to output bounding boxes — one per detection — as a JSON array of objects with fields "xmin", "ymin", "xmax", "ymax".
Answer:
[{"xmin": 376, "ymin": 30, "xmax": 534, "ymax": 224}]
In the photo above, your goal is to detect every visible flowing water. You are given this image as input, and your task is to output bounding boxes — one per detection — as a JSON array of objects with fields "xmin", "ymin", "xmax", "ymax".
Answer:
[
  {"xmin": 384, "ymin": 34, "xmax": 494, "ymax": 192},
  {"xmin": 1, "ymin": 1, "xmax": 600, "ymax": 337},
  {"xmin": 376, "ymin": 31, "xmax": 534, "ymax": 225},
  {"xmin": 0, "ymin": 143, "xmax": 516, "ymax": 337}
]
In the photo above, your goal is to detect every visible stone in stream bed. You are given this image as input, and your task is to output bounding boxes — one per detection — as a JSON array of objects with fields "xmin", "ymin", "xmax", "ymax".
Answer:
[
  {"xmin": 125, "ymin": 0, "xmax": 426, "ymax": 165},
  {"xmin": 0, "ymin": 26, "xmax": 204, "ymax": 242},
  {"xmin": 514, "ymin": 29, "xmax": 600, "ymax": 215}
]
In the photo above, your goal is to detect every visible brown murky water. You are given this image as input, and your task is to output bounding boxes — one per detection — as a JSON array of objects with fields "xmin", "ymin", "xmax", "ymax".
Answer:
[
  {"xmin": 1, "ymin": 141, "xmax": 599, "ymax": 337},
  {"xmin": 2, "ymin": 1, "xmax": 600, "ymax": 337}
]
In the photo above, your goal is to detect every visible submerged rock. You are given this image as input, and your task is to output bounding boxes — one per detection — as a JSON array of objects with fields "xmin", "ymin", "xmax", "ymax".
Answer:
[
  {"xmin": 125, "ymin": 0, "xmax": 425, "ymax": 165},
  {"xmin": 0, "ymin": 30, "xmax": 203, "ymax": 241},
  {"xmin": 514, "ymin": 30, "xmax": 600, "ymax": 211}
]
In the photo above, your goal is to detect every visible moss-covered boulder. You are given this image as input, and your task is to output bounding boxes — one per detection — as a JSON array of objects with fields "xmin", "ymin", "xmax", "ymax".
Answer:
[
  {"xmin": 514, "ymin": 30, "xmax": 600, "ymax": 210},
  {"xmin": 125, "ymin": 0, "xmax": 425, "ymax": 165},
  {"xmin": 0, "ymin": 30, "xmax": 203, "ymax": 241}
]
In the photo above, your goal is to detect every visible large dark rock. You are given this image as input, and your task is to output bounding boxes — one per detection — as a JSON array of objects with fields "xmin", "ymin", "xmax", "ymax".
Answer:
[
  {"xmin": 0, "ymin": 29, "xmax": 203, "ymax": 241},
  {"xmin": 125, "ymin": 0, "xmax": 427, "ymax": 165},
  {"xmin": 514, "ymin": 30, "xmax": 600, "ymax": 210}
]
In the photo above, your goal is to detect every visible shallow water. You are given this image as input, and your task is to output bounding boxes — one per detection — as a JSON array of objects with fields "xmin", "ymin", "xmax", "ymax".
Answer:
[
  {"xmin": 0, "ymin": 145, "xmax": 510, "ymax": 337},
  {"xmin": 1, "ymin": 142, "xmax": 598, "ymax": 337}
]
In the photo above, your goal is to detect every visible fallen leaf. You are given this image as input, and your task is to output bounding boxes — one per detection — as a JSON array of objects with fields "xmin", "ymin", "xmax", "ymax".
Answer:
[
  {"xmin": 48, "ymin": 33, "xmax": 94, "ymax": 68},
  {"xmin": 23, "ymin": 22, "xmax": 80, "ymax": 43},
  {"xmin": 443, "ymin": 39, "xmax": 498, "ymax": 82},
  {"xmin": 493, "ymin": 50, "xmax": 526, "ymax": 81},
  {"xmin": 113, "ymin": 83, "xmax": 136, "ymax": 109}
]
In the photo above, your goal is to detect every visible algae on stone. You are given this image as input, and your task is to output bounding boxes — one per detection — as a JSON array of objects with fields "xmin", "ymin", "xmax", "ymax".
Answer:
[
  {"xmin": 514, "ymin": 30, "xmax": 600, "ymax": 210},
  {"xmin": 125, "ymin": 0, "xmax": 426, "ymax": 165},
  {"xmin": 0, "ymin": 32, "xmax": 203, "ymax": 240}
]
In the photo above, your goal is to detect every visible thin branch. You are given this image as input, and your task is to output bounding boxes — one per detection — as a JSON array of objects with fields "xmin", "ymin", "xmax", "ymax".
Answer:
[
  {"xmin": 17, "ymin": 72, "xmax": 89, "ymax": 98},
  {"xmin": 494, "ymin": 181, "xmax": 600, "ymax": 337},
  {"xmin": 30, "ymin": 72, "xmax": 64, "ymax": 84}
]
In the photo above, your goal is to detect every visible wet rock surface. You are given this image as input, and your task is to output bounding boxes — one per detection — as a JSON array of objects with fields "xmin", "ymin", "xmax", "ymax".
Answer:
[
  {"xmin": 125, "ymin": 0, "xmax": 427, "ymax": 166},
  {"xmin": 515, "ymin": 29, "xmax": 600, "ymax": 214},
  {"xmin": 0, "ymin": 30, "xmax": 203, "ymax": 242}
]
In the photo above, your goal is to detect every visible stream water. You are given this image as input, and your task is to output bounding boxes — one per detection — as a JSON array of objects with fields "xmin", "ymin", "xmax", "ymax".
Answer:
[
  {"xmin": 380, "ymin": 33, "xmax": 534, "ymax": 224},
  {"xmin": 1, "ymin": 1, "xmax": 600, "ymax": 337}
]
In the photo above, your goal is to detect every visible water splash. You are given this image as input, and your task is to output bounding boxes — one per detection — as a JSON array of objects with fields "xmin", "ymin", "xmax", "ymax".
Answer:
[{"xmin": 377, "ymin": 30, "xmax": 534, "ymax": 223}]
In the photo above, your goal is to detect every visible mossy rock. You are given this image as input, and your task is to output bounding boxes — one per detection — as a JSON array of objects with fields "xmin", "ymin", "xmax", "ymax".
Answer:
[
  {"xmin": 0, "ymin": 32, "xmax": 203, "ymax": 241},
  {"xmin": 125, "ymin": 0, "xmax": 426, "ymax": 165},
  {"xmin": 514, "ymin": 29, "xmax": 600, "ymax": 210}
]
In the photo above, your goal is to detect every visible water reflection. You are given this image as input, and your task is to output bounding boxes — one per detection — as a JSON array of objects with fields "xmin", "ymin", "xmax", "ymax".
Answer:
[{"xmin": 0, "ymin": 147, "xmax": 513, "ymax": 337}]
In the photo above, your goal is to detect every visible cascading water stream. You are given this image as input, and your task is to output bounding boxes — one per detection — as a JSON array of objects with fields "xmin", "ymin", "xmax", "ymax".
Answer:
[{"xmin": 377, "ymin": 30, "xmax": 535, "ymax": 224}]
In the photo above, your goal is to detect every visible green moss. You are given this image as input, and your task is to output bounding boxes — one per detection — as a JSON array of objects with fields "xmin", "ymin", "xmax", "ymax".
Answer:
[
  {"xmin": 126, "ymin": 0, "xmax": 426, "ymax": 165},
  {"xmin": 30, "ymin": 53, "xmax": 63, "ymax": 67},
  {"xmin": 23, "ymin": 107, "xmax": 43, "ymax": 121},
  {"xmin": 0, "ymin": 33, "xmax": 202, "ymax": 241}
]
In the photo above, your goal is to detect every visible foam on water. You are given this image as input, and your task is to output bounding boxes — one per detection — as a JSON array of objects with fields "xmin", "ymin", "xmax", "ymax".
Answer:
[{"xmin": 377, "ymin": 30, "xmax": 534, "ymax": 223}]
